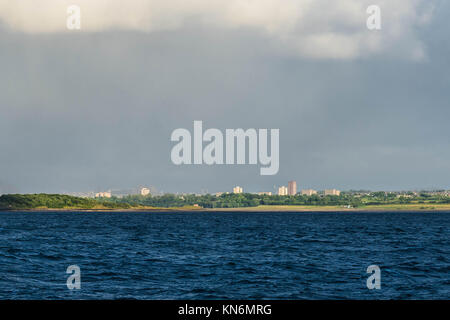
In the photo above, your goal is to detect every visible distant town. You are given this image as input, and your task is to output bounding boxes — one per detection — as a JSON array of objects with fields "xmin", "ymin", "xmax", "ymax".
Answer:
[
  {"xmin": 65, "ymin": 180, "xmax": 450, "ymax": 199},
  {"xmin": 2, "ymin": 181, "xmax": 450, "ymax": 211},
  {"xmin": 2, "ymin": 180, "xmax": 450, "ymax": 211}
]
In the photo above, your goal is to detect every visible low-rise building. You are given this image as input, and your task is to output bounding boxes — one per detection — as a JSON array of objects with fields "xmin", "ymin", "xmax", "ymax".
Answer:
[
  {"xmin": 301, "ymin": 189, "xmax": 317, "ymax": 196},
  {"xmin": 278, "ymin": 186, "xmax": 288, "ymax": 196},
  {"xmin": 233, "ymin": 186, "xmax": 243, "ymax": 194},
  {"xmin": 324, "ymin": 189, "xmax": 341, "ymax": 196},
  {"xmin": 257, "ymin": 192, "xmax": 272, "ymax": 196},
  {"xmin": 95, "ymin": 191, "xmax": 112, "ymax": 198},
  {"xmin": 215, "ymin": 192, "xmax": 230, "ymax": 197}
]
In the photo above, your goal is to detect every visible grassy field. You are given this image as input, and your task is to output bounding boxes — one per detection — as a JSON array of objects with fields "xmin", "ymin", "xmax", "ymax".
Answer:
[
  {"xmin": 4, "ymin": 204, "xmax": 450, "ymax": 212},
  {"xmin": 8, "ymin": 205, "xmax": 205, "ymax": 212},
  {"xmin": 206, "ymin": 204, "xmax": 450, "ymax": 212}
]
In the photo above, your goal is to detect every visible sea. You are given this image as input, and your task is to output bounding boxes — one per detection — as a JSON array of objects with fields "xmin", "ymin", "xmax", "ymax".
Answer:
[{"xmin": 0, "ymin": 211, "xmax": 448, "ymax": 299}]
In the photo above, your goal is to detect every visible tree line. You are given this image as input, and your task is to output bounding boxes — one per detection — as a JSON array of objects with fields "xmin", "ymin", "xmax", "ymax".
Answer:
[{"xmin": 1, "ymin": 192, "xmax": 449, "ymax": 210}]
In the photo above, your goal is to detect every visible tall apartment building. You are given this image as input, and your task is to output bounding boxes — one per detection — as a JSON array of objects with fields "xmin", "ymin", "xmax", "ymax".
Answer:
[
  {"xmin": 233, "ymin": 186, "xmax": 243, "ymax": 194},
  {"xmin": 278, "ymin": 186, "xmax": 288, "ymax": 196},
  {"xmin": 140, "ymin": 187, "xmax": 150, "ymax": 196},
  {"xmin": 324, "ymin": 189, "xmax": 341, "ymax": 196},
  {"xmin": 301, "ymin": 189, "xmax": 317, "ymax": 196},
  {"xmin": 288, "ymin": 181, "xmax": 297, "ymax": 196}
]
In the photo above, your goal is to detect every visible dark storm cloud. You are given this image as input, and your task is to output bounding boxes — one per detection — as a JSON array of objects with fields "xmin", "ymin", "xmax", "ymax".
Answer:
[{"xmin": 0, "ymin": 3, "xmax": 449, "ymax": 193}]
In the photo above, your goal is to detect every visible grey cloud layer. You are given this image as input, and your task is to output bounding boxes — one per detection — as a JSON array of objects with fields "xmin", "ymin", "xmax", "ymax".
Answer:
[
  {"xmin": 0, "ymin": 1, "xmax": 449, "ymax": 193},
  {"xmin": 0, "ymin": 0, "xmax": 435, "ymax": 59}
]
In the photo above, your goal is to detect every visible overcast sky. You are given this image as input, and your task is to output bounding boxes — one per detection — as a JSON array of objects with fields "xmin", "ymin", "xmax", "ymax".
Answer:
[{"xmin": 1, "ymin": 0, "xmax": 449, "ymax": 194}]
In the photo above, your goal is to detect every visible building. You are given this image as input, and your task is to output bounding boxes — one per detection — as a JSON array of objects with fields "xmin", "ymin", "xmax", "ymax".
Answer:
[
  {"xmin": 278, "ymin": 186, "xmax": 288, "ymax": 196},
  {"xmin": 95, "ymin": 191, "xmax": 112, "ymax": 198},
  {"xmin": 324, "ymin": 189, "xmax": 341, "ymax": 196},
  {"xmin": 140, "ymin": 187, "xmax": 150, "ymax": 196},
  {"xmin": 233, "ymin": 186, "xmax": 243, "ymax": 194},
  {"xmin": 215, "ymin": 192, "xmax": 230, "ymax": 197},
  {"xmin": 301, "ymin": 189, "xmax": 317, "ymax": 196},
  {"xmin": 257, "ymin": 192, "xmax": 272, "ymax": 196},
  {"xmin": 288, "ymin": 181, "xmax": 297, "ymax": 196}
]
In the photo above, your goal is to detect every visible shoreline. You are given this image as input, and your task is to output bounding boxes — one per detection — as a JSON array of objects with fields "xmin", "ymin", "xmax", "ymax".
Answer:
[{"xmin": 2, "ymin": 204, "xmax": 450, "ymax": 213}]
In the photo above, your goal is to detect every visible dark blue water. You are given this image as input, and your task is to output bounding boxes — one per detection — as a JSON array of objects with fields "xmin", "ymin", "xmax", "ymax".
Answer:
[{"xmin": 0, "ymin": 211, "xmax": 448, "ymax": 299}]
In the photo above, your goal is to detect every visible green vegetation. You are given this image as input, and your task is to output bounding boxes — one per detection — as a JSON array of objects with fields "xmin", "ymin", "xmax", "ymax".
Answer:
[
  {"xmin": 0, "ymin": 194, "xmax": 130, "ymax": 210},
  {"xmin": 1, "ymin": 192, "xmax": 450, "ymax": 211},
  {"xmin": 101, "ymin": 191, "xmax": 450, "ymax": 209}
]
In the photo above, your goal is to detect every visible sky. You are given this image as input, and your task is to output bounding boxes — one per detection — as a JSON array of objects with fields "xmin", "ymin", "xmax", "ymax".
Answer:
[{"xmin": 0, "ymin": 0, "xmax": 449, "ymax": 194}]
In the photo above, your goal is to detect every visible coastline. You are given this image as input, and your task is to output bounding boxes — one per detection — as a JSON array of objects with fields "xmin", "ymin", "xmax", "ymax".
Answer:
[{"xmin": 2, "ymin": 204, "xmax": 450, "ymax": 213}]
